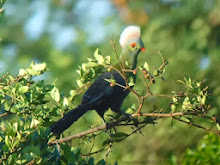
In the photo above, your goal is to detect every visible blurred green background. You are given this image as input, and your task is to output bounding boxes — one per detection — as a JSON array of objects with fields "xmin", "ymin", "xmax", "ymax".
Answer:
[{"xmin": 1, "ymin": 0, "xmax": 220, "ymax": 163}]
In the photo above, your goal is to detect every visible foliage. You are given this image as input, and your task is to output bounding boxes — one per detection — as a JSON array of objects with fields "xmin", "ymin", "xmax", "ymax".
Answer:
[
  {"xmin": 181, "ymin": 133, "xmax": 220, "ymax": 164},
  {"xmin": 0, "ymin": 48, "xmax": 219, "ymax": 164},
  {"xmin": 0, "ymin": 0, "xmax": 6, "ymax": 23},
  {"xmin": 0, "ymin": 62, "xmax": 96, "ymax": 164},
  {"xmin": 70, "ymin": 49, "xmax": 111, "ymax": 98},
  {"xmin": 1, "ymin": 0, "xmax": 220, "ymax": 164}
]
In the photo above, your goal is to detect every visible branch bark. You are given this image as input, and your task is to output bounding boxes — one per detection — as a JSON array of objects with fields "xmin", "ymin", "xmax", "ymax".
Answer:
[{"xmin": 48, "ymin": 111, "xmax": 219, "ymax": 145}]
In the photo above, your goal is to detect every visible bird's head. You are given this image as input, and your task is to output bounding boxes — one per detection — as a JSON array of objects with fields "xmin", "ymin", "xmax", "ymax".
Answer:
[{"xmin": 119, "ymin": 25, "xmax": 145, "ymax": 68}]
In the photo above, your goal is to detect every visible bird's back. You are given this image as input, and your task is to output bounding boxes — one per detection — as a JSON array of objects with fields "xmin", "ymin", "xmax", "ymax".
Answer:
[{"xmin": 81, "ymin": 71, "xmax": 129, "ymax": 116}]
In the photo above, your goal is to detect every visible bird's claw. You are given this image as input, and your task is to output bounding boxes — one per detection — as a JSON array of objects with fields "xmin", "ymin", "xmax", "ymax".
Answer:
[{"xmin": 123, "ymin": 113, "xmax": 133, "ymax": 121}]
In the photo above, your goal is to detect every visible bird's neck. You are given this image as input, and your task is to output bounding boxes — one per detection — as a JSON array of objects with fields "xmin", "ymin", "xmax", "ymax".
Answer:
[
  {"xmin": 113, "ymin": 56, "xmax": 137, "ymax": 70},
  {"xmin": 119, "ymin": 50, "xmax": 138, "ymax": 69},
  {"xmin": 113, "ymin": 51, "xmax": 138, "ymax": 81}
]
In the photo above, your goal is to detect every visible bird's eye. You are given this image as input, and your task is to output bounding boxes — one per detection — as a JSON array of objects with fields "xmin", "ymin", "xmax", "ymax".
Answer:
[{"xmin": 131, "ymin": 43, "xmax": 136, "ymax": 48}]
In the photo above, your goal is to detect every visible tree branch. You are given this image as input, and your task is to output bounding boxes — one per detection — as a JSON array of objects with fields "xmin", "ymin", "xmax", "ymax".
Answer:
[
  {"xmin": 48, "ymin": 111, "xmax": 219, "ymax": 145},
  {"xmin": 173, "ymin": 116, "xmax": 220, "ymax": 136}
]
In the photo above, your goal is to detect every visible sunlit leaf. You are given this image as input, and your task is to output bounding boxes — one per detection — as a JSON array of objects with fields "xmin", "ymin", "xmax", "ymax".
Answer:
[
  {"xmin": 51, "ymin": 87, "xmax": 60, "ymax": 103},
  {"xmin": 18, "ymin": 86, "xmax": 29, "ymax": 93},
  {"xmin": 69, "ymin": 90, "xmax": 76, "ymax": 97},
  {"xmin": 30, "ymin": 119, "xmax": 40, "ymax": 128},
  {"xmin": 94, "ymin": 48, "xmax": 104, "ymax": 64},
  {"xmin": 63, "ymin": 97, "xmax": 68, "ymax": 107},
  {"xmin": 19, "ymin": 69, "xmax": 27, "ymax": 76},
  {"xmin": 32, "ymin": 63, "xmax": 46, "ymax": 71},
  {"xmin": 5, "ymin": 135, "xmax": 11, "ymax": 147},
  {"xmin": 143, "ymin": 62, "xmax": 149, "ymax": 71}
]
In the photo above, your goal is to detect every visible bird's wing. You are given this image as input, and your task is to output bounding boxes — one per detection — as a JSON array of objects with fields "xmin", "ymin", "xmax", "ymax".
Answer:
[{"xmin": 81, "ymin": 71, "xmax": 124, "ymax": 105}]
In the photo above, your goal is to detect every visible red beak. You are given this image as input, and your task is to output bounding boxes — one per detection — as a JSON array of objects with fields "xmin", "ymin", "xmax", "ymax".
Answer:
[{"xmin": 141, "ymin": 48, "xmax": 145, "ymax": 52}]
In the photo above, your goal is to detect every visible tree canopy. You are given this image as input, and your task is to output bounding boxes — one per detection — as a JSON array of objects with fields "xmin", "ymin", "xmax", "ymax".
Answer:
[{"xmin": 0, "ymin": 0, "xmax": 220, "ymax": 164}]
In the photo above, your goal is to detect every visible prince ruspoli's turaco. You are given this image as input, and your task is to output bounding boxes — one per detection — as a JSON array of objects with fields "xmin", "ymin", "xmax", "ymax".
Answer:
[{"xmin": 51, "ymin": 26, "xmax": 145, "ymax": 135}]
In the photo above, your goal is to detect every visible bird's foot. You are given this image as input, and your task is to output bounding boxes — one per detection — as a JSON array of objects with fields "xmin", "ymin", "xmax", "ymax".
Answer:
[{"xmin": 122, "ymin": 113, "xmax": 133, "ymax": 122}]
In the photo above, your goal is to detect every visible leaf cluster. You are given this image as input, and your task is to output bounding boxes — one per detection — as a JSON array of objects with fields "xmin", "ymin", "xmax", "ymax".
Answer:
[
  {"xmin": 0, "ymin": 62, "xmax": 93, "ymax": 164},
  {"xmin": 181, "ymin": 133, "xmax": 220, "ymax": 164}
]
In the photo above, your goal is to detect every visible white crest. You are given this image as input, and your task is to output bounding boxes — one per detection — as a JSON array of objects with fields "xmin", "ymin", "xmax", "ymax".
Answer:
[{"xmin": 119, "ymin": 26, "xmax": 141, "ymax": 48}]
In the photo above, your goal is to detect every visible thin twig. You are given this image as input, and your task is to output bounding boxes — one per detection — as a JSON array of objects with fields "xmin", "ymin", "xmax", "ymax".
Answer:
[
  {"xmin": 173, "ymin": 116, "xmax": 220, "ymax": 136},
  {"xmin": 110, "ymin": 39, "xmax": 123, "ymax": 73},
  {"xmin": 82, "ymin": 123, "xmax": 148, "ymax": 157},
  {"xmin": 155, "ymin": 49, "xmax": 165, "ymax": 68},
  {"xmin": 153, "ymin": 93, "xmax": 184, "ymax": 98}
]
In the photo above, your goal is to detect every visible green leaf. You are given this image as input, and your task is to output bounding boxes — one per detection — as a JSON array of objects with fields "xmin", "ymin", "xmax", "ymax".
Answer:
[
  {"xmin": 113, "ymin": 132, "xmax": 128, "ymax": 138},
  {"xmin": 19, "ymin": 69, "xmax": 27, "ymax": 76},
  {"xmin": 216, "ymin": 123, "xmax": 220, "ymax": 131},
  {"xmin": 76, "ymin": 79, "xmax": 83, "ymax": 87},
  {"xmin": 70, "ymin": 90, "xmax": 76, "ymax": 97},
  {"xmin": 8, "ymin": 75, "xmax": 15, "ymax": 82},
  {"xmin": 111, "ymin": 132, "xmax": 128, "ymax": 142},
  {"xmin": 97, "ymin": 159, "xmax": 106, "ymax": 165},
  {"xmin": 143, "ymin": 62, "xmax": 149, "ymax": 71},
  {"xmin": 104, "ymin": 78, "xmax": 111, "ymax": 83},
  {"xmin": 1, "ymin": 121, "xmax": 12, "ymax": 133},
  {"xmin": 81, "ymin": 63, "xmax": 87, "ymax": 71},
  {"xmin": 63, "ymin": 97, "xmax": 68, "ymax": 107},
  {"xmin": 12, "ymin": 139, "xmax": 20, "ymax": 149},
  {"xmin": 30, "ymin": 119, "xmax": 40, "ymax": 128},
  {"xmin": 22, "ymin": 145, "xmax": 40, "ymax": 156},
  {"xmin": 51, "ymin": 87, "xmax": 60, "ymax": 103},
  {"xmin": 124, "ymin": 61, "xmax": 129, "ymax": 67},
  {"xmin": 61, "ymin": 143, "xmax": 75, "ymax": 162},
  {"xmin": 16, "ymin": 131, "xmax": 21, "ymax": 141},
  {"xmin": 184, "ymin": 77, "xmax": 192, "ymax": 88},
  {"xmin": 170, "ymin": 103, "xmax": 176, "ymax": 112},
  {"xmin": 84, "ymin": 61, "xmax": 100, "ymax": 69},
  {"xmin": 201, "ymin": 96, "xmax": 206, "ymax": 104},
  {"xmin": 153, "ymin": 70, "xmax": 159, "ymax": 76},
  {"xmin": 18, "ymin": 86, "xmax": 29, "ymax": 93},
  {"xmin": 88, "ymin": 157, "xmax": 95, "ymax": 165},
  {"xmin": 94, "ymin": 48, "xmax": 104, "ymax": 64},
  {"xmin": 125, "ymin": 107, "xmax": 135, "ymax": 114},
  {"xmin": 177, "ymin": 80, "xmax": 185, "ymax": 85},
  {"xmin": 5, "ymin": 135, "xmax": 11, "ymax": 147},
  {"xmin": 13, "ymin": 122, "xmax": 18, "ymax": 132},
  {"xmin": 26, "ymin": 68, "xmax": 39, "ymax": 75},
  {"xmin": 2, "ymin": 144, "xmax": 8, "ymax": 151},
  {"xmin": 102, "ymin": 139, "xmax": 111, "ymax": 146},
  {"xmin": 32, "ymin": 63, "xmax": 47, "ymax": 71},
  {"xmin": 182, "ymin": 97, "xmax": 192, "ymax": 110},
  {"xmin": 16, "ymin": 158, "xmax": 28, "ymax": 164},
  {"xmin": 105, "ymin": 56, "xmax": 111, "ymax": 65},
  {"xmin": 172, "ymin": 97, "xmax": 178, "ymax": 104}
]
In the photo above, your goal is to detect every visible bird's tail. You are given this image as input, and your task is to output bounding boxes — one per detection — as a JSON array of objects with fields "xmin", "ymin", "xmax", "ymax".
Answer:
[{"xmin": 50, "ymin": 104, "xmax": 88, "ymax": 135}]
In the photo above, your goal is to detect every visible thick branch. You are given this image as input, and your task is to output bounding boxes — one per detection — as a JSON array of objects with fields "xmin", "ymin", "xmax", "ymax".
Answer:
[{"xmin": 48, "ymin": 111, "xmax": 219, "ymax": 145}]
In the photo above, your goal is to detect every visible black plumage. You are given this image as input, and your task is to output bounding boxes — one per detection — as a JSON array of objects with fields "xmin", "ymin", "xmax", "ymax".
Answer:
[{"xmin": 51, "ymin": 71, "xmax": 129, "ymax": 135}]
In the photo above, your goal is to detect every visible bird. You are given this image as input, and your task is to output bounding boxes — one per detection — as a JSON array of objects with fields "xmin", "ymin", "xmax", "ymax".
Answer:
[{"xmin": 51, "ymin": 25, "xmax": 145, "ymax": 135}]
